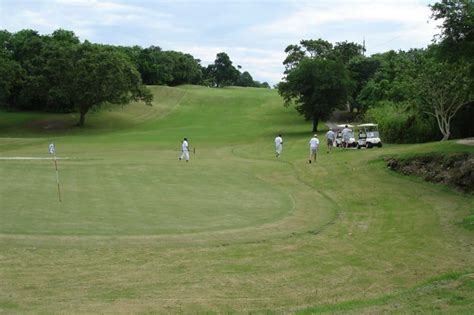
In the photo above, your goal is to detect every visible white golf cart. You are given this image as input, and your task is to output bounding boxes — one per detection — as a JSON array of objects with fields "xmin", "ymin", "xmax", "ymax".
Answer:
[
  {"xmin": 357, "ymin": 123, "xmax": 383, "ymax": 149},
  {"xmin": 335, "ymin": 124, "xmax": 357, "ymax": 148}
]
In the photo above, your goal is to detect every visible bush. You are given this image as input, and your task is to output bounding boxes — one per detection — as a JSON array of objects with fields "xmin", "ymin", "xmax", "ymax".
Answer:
[
  {"xmin": 365, "ymin": 101, "xmax": 439, "ymax": 143},
  {"xmin": 451, "ymin": 101, "xmax": 474, "ymax": 139}
]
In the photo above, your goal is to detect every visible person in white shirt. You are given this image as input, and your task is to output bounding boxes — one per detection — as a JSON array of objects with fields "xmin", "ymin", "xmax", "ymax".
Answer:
[
  {"xmin": 179, "ymin": 138, "xmax": 190, "ymax": 162},
  {"xmin": 275, "ymin": 134, "xmax": 283, "ymax": 158},
  {"xmin": 309, "ymin": 134, "xmax": 319, "ymax": 164},
  {"xmin": 341, "ymin": 125, "xmax": 352, "ymax": 149},
  {"xmin": 325, "ymin": 129, "xmax": 335, "ymax": 153}
]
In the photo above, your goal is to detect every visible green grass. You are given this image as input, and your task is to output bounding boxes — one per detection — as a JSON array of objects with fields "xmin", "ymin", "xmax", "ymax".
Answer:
[{"xmin": 0, "ymin": 85, "xmax": 473, "ymax": 313}]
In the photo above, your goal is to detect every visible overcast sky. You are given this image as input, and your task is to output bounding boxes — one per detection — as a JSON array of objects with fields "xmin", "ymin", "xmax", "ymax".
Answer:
[{"xmin": 0, "ymin": 0, "xmax": 440, "ymax": 86}]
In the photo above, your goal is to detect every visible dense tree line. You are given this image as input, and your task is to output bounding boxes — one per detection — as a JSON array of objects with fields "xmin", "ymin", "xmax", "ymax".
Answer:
[
  {"xmin": 202, "ymin": 52, "xmax": 269, "ymax": 88},
  {"xmin": 0, "ymin": 29, "xmax": 267, "ymax": 126},
  {"xmin": 0, "ymin": 29, "xmax": 153, "ymax": 126},
  {"xmin": 279, "ymin": 0, "xmax": 473, "ymax": 141}
]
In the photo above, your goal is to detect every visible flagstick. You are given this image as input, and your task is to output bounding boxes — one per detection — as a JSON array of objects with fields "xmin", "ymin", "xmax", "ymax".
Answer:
[{"xmin": 53, "ymin": 152, "xmax": 62, "ymax": 202}]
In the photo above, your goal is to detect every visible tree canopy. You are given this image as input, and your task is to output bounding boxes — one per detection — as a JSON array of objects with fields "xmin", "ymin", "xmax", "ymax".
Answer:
[
  {"xmin": 279, "ymin": 54, "xmax": 352, "ymax": 132},
  {"xmin": 430, "ymin": 0, "xmax": 474, "ymax": 62},
  {"xmin": 136, "ymin": 47, "xmax": 202, "ymax": 86},
  {"xmin": 73, "ymin": 43, "xmax": 152, "ymax": 126},
  {"xmin": 203, "ymin": 52, "xmax": 270, "ymax": 88},
  {"xmin": 0, "ymin": 29, "xmax": 152, "ymax": 126},
  {"xmin": 279, "ymin": 39, "xmax": 356, "ymax": 131}
]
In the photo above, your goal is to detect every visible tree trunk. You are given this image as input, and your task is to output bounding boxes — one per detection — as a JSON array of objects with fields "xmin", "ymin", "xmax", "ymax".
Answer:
[
  {"xmin": 441, "ymin": 120, "xmax": 450, "ymax": 141},
  {"xmin": 77, "ymin": 107, "xmax": 88, "ymax": 127},
  {"xmin": 312, "ymin": 116, "xmax": 319, "ymax": 133},
  {"xmin": 436, "ymin": 111, "xmax": 451, "ymax": 141}
]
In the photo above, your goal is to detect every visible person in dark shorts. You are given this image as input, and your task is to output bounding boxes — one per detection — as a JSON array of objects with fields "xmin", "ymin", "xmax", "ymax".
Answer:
[{"xmin": 325, "ymin": 129, "xmax": 335, "ymax": 153}]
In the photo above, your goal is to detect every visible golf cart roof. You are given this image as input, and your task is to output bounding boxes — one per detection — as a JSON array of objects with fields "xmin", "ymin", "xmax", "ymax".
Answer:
[
  {"xmin": 358, "ymin": 123, "xmax": 378, "ymax": 127},
  {"xmin": 336, "ymin": 124, "xmax": 354, "ymax": 128}
]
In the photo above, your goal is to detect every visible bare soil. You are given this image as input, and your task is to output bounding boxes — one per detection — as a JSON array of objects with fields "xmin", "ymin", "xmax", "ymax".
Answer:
[{"xmin": 387, "ymin": 153, "xmax": 474, "ymax": 194}]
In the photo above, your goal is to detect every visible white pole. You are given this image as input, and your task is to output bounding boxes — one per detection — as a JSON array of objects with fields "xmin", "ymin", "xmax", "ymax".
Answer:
[
  {"xmin": 53, "ymin": 153, "xmax": 62, "ymax": 202},
  {"xmin": 50, "ymin": 143, "xmax": 62, "ymax": 202}
]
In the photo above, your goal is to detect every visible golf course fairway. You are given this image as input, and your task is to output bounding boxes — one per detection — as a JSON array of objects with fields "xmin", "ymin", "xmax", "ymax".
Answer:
[{"xmin": 0, "ymin": 85, "xmax": 473, "ymax": 313}]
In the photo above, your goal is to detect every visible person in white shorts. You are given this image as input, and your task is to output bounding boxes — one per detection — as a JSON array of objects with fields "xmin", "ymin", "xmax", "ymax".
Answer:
[
  {"xmin": 275, "ymin": 134, "xmax": 283, "ymax": 158},
  {"xmin": 179, "ymin": 138, "xmax": 190, "ymax": 162},
  {"xmin": 309, "ymin": 134, "xmax": 319, "ymax": 164}
]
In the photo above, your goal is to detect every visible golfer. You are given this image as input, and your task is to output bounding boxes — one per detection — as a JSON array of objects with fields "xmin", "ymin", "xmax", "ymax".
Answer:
[
  {"xmin": 309, "ymin": 134, "xmax": 319, "ymax": 164},
  {"xmin": 275, "ymin": 134, "xmax": 283, "ymax": 158},
  {"xmin": 325, "ymin": 129, "xmax": 335, "ymax": 153},
  {"xmin": 179, "ymin": 137, "xmax": 190, "ymax": 162},
  {"xmin": 341, "ymin": 125, "xmax": 352, "ymax": 149}
]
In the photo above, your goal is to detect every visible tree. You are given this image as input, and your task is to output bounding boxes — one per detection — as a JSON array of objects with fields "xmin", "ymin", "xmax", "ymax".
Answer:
[
  {"xmin": 136, "ymin": 48, "xmax": 203, "ymax": 86},
  {"xmin": 416, "ymin": 59, "xmax": 472, "ymax": 140},
  {"xmin": 162, "ymin": 51, "xmax": 202, "ymax": 86},
  {"xmin": 300, "ymin": 39, "xmax": 333, "ymax": 59},
  {"xmin": 430, "ymin": 0, "xmax": 474, "ymax": 62},
  {"xmin": 278, "ymin": 58, "xmax": 351, "ymax": 132},
  {"xmin": 136, "ymin": 46, "xmax": 164, "ymax": 85},
  {"xmin": 252, "ymin": 81, "xmax": 270, "ymax": 88},
  {"xmin": 50, "ymin": 29, "xmax": 80, "ymax": 45},
  {"xmin": 430, "ymin": 0, "xmax": 474, "ymax": 95},
  {"xmin": 357, "ymin": 49, "xmax": 425, "ymax": 110},
  {"xmin": 42, "ymin": 30, "xmax": 81, "ymax": 112},
  {"xmin": 237, "ymin": 71, "xmax": 254, "ymax": 87},
  {"xmin": 347, "ymin": 56, "xmax": 381, "ymax": 112},
  {"xmin": 0, "ymin": 31, "xmax": 23, "ymax": 108},
  {"xmin": 282, "ymin": 44, "xmax": 305, "ymax": 72},
  {"xmin": 5, "ymin": 30, "xmax": 47, "ymax": 110},
  {"xmin": 283, "ymin": 39, "xmax": 333, "ymax": 74},
  {"xmin": 280, "ymin": 39, "xmax": 359, "ymax": 131},
  {"xmin": 72, "ymin": 43, "xmax": 152, "ymax": 126},
  {"xmin": 0, "ymin": 51, "xmax": 23, "ymax": 108},
  {"xmin": 333, "ymin": 41, "xmax": 365, "ymax": 64},
  {"xmin": 207, "ymin": 52, "xmax": 240, "ymax": 87}
]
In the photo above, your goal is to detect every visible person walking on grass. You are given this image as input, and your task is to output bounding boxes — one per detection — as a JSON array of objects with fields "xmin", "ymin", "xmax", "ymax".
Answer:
[
  {"xmin": 325, "ymin": 129, "xmax": 335, "ymax": 153},
  {"xmin": 309, "ymin": 134, "xmax": 319, "ymax": 164},
  {"xmin": 275, "ymin": 134, "xmax": 283, "ymax": 158},
  {"xmin": 341, "ymin": 125, "xmax": 352, "ymax": 149},
  {"xmin": 179, "ymin": 137, "xmax": 190, "ymax": 162}
]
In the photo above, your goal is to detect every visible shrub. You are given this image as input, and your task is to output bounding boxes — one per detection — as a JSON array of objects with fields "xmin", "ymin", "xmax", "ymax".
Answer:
[{"xmin": 365, "ymin": 101, "xmax": 439, "ymax": 143}]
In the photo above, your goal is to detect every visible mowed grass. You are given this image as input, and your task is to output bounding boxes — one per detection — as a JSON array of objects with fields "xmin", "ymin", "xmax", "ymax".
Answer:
[{"xmin": 0, "ymin": 85, "xmax": 473, "ymax": 313}]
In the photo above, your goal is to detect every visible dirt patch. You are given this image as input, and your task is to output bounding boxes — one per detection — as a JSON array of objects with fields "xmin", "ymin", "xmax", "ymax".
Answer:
[{"xmin": 386, "ymin": 153, "xmax": 474, "ymax": 194}]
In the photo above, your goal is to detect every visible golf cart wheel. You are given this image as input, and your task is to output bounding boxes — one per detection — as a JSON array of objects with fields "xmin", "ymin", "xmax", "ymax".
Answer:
[{"xmin": 378, "ymin": 143, "xmax": 383, "ymax": 148}]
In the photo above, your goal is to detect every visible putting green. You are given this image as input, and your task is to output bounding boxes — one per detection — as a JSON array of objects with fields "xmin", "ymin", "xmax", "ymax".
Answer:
[{"xmin": 0, "ymin": 152, "xmax": 294, "ymax": 236}]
